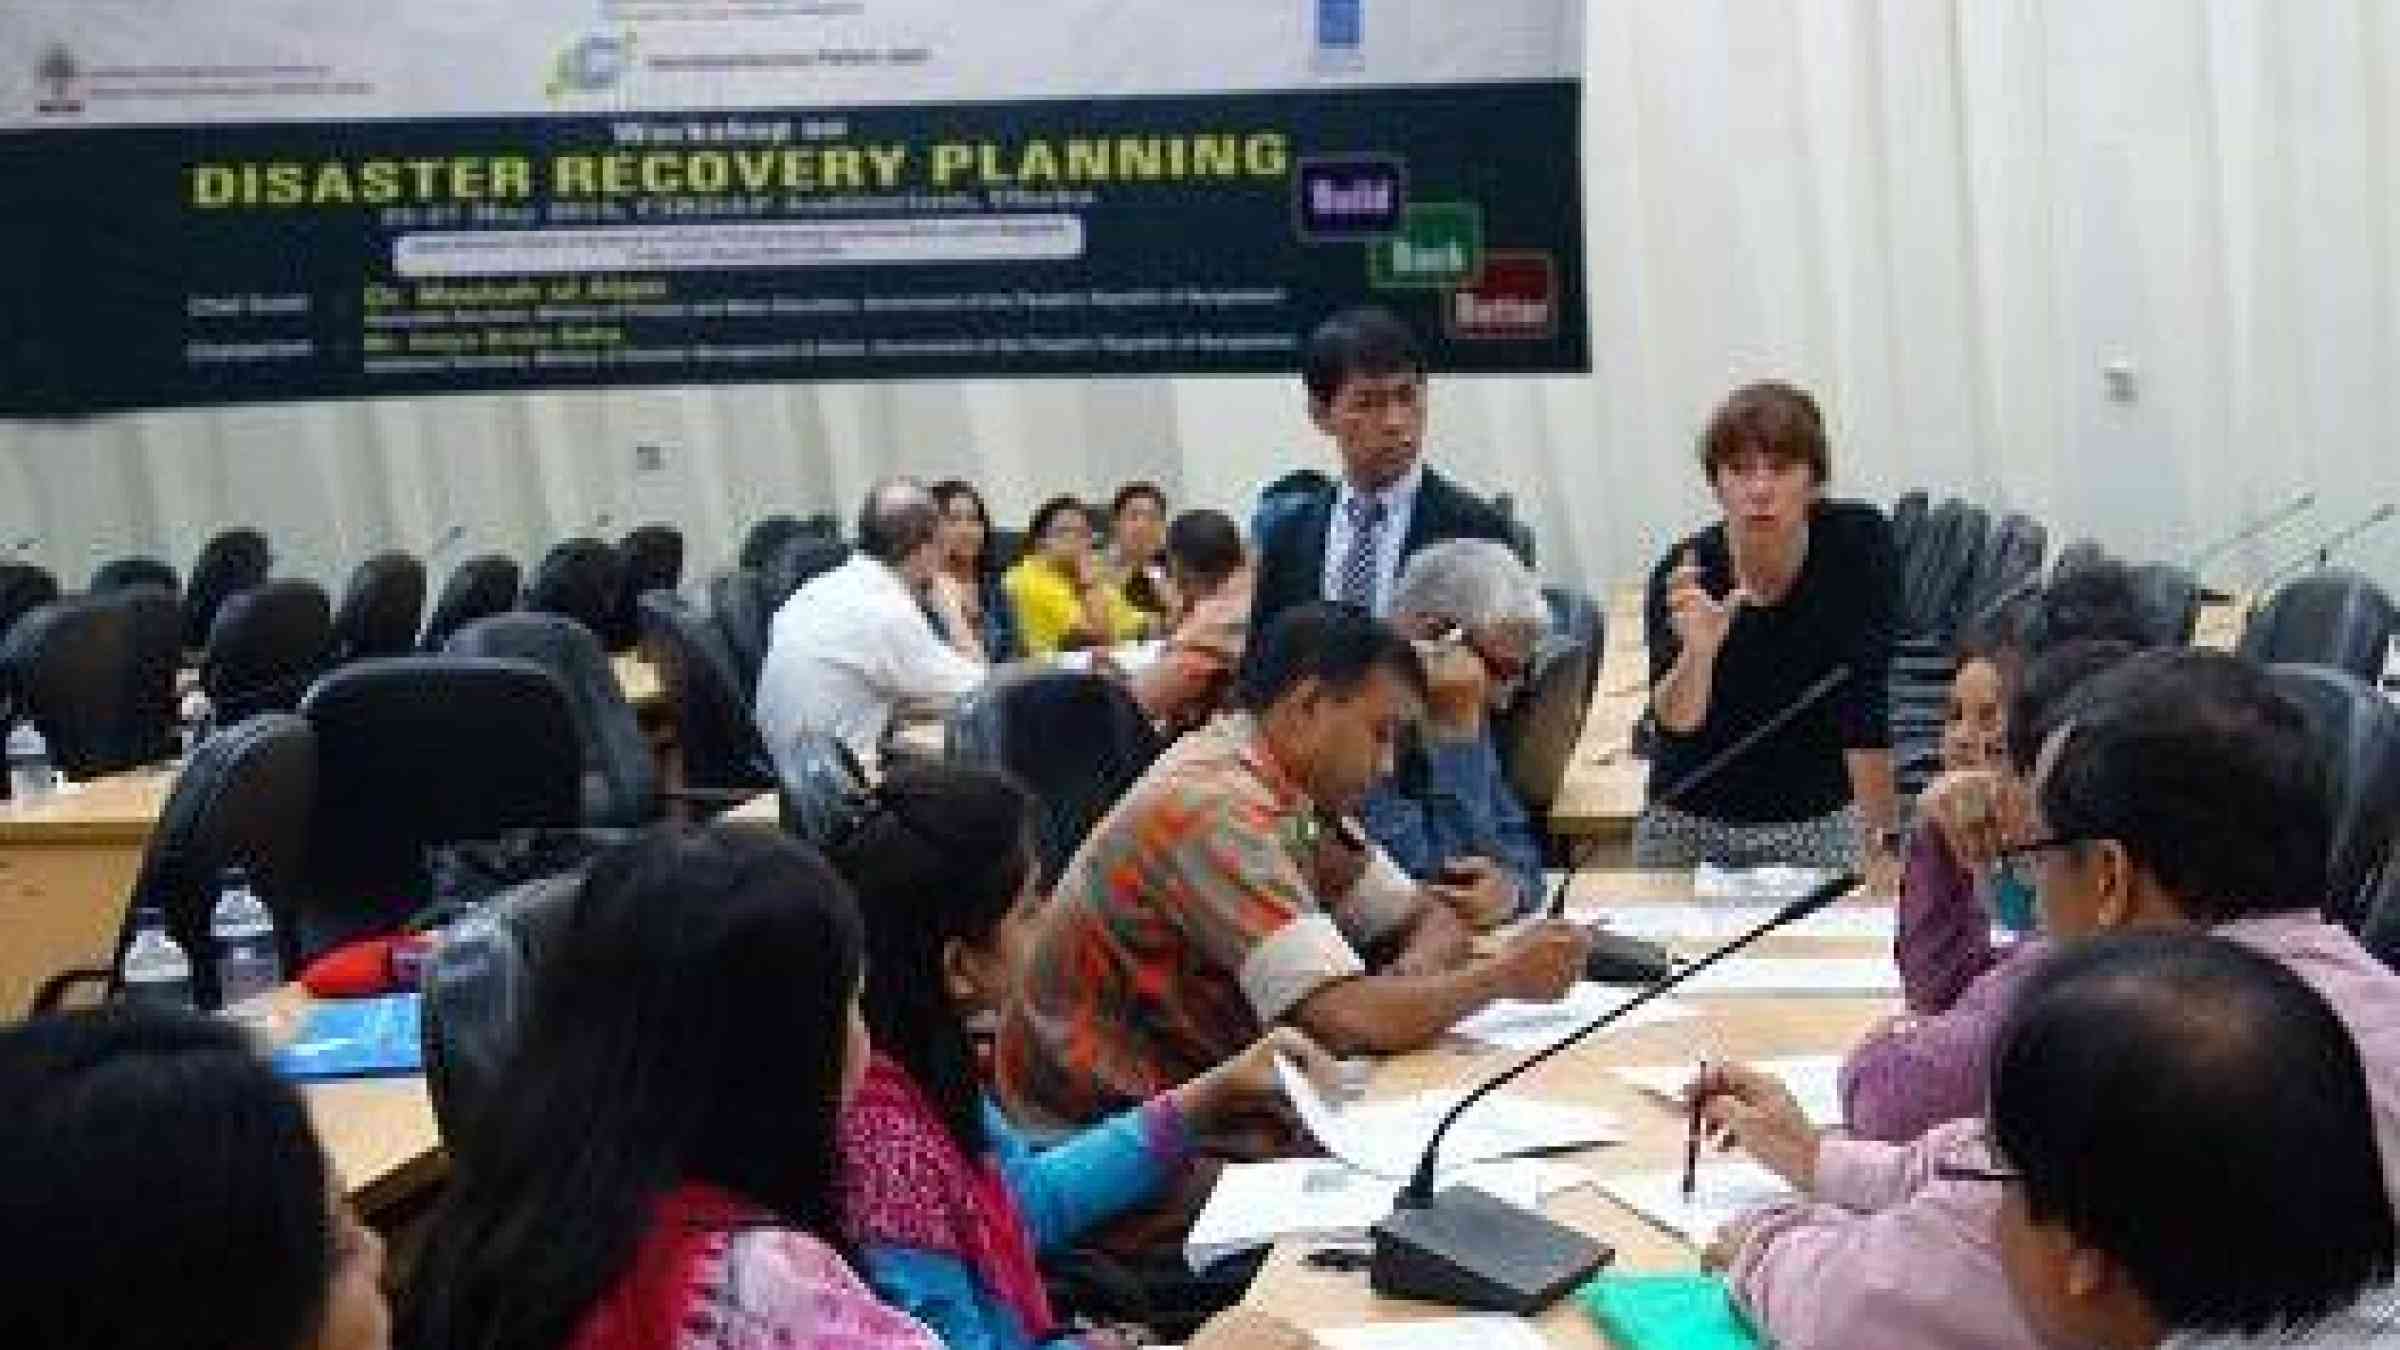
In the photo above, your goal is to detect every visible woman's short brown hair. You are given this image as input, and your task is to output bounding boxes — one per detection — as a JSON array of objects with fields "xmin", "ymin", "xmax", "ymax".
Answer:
[{"xmin": 1699, "ymin": 381, "xmax": 1830, "ymax": 483}]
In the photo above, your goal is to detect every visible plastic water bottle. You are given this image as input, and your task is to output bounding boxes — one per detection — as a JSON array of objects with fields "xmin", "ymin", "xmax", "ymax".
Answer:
[
  {"xmin": 6, "ymin": 720, "xmax": 56, "ymax": 801},
  {"xmin": 120, "ymin": 907, "xmax": 195, "ymax": 1010},
  {"xmin": 209, "ymin": 868, "xmax": 283, "ymax": 1011}
]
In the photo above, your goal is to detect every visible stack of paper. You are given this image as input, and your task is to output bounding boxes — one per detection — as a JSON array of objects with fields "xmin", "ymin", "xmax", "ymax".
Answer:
[
  {"xmin": 1679, "ymin": 957, "xmax": 1900, "ymax": 996},
  {"xmin": 1597, "ymin": 1160, "xmax": 1797, "ymax": 1247},
  {"xmin": 1576, "ymin": 902, "xmax": 1896, "ymax": 944},
  {"xmin": 1184, "ymin": 1157, "xmax": 1591, "ymax": 1270},
  {"xmin": 1449, "ymin": 981, "xmax": 1701, "ymax": 1050},
  {"xmin": 1318, "ymin": 1315, "xmax": 1552, "ymax": 1350},
  {"xmin": 1693, "ymin": 864, "xmax": 1841, "ymax": 901},
  {"xmin": 1608, "ymin": 1055, "xmax": 1848, "ymax": 1128},
  {"xmin": 1278, "ymin": 1056, "xmax": 1625, "ymax": 1179}
]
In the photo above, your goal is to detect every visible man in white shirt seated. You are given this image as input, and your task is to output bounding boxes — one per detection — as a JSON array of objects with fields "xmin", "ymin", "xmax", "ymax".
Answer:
[{"xmin": 755, "ymin": 477, "xmax": 986, "ymax": 776}]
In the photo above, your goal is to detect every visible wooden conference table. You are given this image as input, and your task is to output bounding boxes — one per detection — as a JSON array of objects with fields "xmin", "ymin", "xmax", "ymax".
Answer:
[
  {"xmin": 1243, "ymin": 868, "xmax": 1896, "ymax": 1346},
  {"xmin": 0, "ymin": 654, "xmax": 669, "ymax": 1018}
]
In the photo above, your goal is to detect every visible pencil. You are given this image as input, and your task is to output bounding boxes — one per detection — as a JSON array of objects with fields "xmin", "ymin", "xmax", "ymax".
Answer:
[{"xmin": 1683, "ymin": 1061, "xmax": 1706, "ymax": 1200}]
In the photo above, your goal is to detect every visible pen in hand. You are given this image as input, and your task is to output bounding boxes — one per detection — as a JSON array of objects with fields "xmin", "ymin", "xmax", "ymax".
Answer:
[{"xmin": 1683, "ymin": 1060, "xmax": 1709, "ymax": 1200}]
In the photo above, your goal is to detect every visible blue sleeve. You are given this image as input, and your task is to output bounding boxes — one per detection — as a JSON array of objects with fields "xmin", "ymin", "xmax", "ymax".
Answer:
[
  {"xmin": 1360, "ymin": 775, "xmax": 1441, "ymax": 880},
  {"xmin": 1475, "ymin": 742, "xmax": 1548, "ymax": 914},
  {"xmin": 985, "ymin": 1099, "xmax": 1170, "ymax": 1253},
  {"xmin": 862, "ymin": 1245, "xmax": 1034, "ymax": 1350},
  {"xmin": 1419, "ymin": 737, "xmax": 1546, "ymax": 914}
]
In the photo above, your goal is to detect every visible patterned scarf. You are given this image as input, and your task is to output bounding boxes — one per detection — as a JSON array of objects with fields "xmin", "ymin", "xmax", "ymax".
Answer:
[{"xmin": 840, "ymin": 1054, "xmax": 1057, "ymax": 1341}]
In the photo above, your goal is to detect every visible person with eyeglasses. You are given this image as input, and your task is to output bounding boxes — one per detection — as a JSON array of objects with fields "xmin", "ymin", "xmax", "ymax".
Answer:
[
  {"xmin": 1976, "ymin": 933, "xmax": 2400, "ymax": 1348},
  {"xmin": 1685, "ymin": 647, "xmax": 2400, "ymax": 1350},
  {"xmin": 1005, "ymin": 496, "xmax": 1151, "ymax": 657},
  {"xmin": 1358, "ymin": 537, "xmax": 1550, "ymax": 924}
]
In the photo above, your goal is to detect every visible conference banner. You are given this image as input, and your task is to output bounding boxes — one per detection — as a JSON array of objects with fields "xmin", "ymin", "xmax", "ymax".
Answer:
[{"xmin": 0, "ymin": 0, "xmax": 1587, "ymax": 416}]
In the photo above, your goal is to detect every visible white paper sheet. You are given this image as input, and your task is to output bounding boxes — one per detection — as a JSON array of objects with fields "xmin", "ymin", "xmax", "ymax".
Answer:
[
  {"xmin": 1609, "ymin": 1054, "xmax": 1848, "ymax": 1128},
  {"xmin": 1692, "ymin": 863, "xmax": 1842, "ymax": 900},
  {"xmin": 1318, "ymin": 1315, "xmax": 1553, "ymax": 1350},
  {"xmin": 1679, "ymin": 956, "xmax": 1901, "ymax": 996},
  {"xmin": 1597, "ymin": 1159, "xmax": 1796, "ymax": 1247},
  {"xmin": 1276, "ymin": 1054, "xmax": 1625, "ymax": 1180},
  {"xmin": 1574, "ymin": 902, "xmax": 1897, "ymax": 944},
  {"xmin": 1183, "ymin": 1158, "xmax": 1594, "ymax": 1271},
  {"xmin": 1449, "ymin": 981, "xmax": 1702, "ymax": 1050}
]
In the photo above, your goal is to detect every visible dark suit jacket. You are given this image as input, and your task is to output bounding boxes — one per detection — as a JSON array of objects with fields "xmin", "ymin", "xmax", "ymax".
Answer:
[{"xmin": 1246, "ymin": 465, "xmax": 1519, "ymax": 653}]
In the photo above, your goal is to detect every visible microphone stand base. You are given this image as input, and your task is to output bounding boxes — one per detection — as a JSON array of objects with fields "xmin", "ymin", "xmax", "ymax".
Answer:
[{"xmin": 1368, "ymin": 1185, "xmax": 1612, "ymax": 1314}]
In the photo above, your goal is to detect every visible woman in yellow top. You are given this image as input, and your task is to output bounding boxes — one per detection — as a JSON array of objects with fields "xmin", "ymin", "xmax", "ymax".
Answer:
[{"xmin": 1003, "ymin": 496, "xmax": 1151, "ymax": 655}]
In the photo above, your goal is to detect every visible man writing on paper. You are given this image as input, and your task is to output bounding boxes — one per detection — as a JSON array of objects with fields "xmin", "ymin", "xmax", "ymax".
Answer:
[{"xmin": 998, "ymin": 602, "xmax": 1589, "ymax": 1157}]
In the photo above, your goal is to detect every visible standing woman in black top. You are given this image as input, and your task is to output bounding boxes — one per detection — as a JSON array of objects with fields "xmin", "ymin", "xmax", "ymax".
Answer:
[{"xmin": 1639, "ymin": 381, "xmax": 1902, "ymax": 891}]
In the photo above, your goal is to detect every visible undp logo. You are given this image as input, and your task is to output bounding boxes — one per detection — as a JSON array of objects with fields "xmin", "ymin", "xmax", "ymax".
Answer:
[{"xmin": 546, "ymin": 31, "xmax": 634, "ymax": 99}]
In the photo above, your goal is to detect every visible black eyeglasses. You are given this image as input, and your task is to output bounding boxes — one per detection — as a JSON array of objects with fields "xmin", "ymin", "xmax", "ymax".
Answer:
[
  {"xmin": 1993, "ymin": 832, "xmax": 2093, "ymax": 866},
  {"xmin": 1935, "ymin": 1162, "xmax": 2023, "ymax": 1185}
]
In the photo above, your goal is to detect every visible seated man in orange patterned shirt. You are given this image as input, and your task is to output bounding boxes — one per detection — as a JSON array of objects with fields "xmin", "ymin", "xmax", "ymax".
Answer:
[{"xmin": 997, "ymin": 601, "xmax": 1591, "ymax": 1155}]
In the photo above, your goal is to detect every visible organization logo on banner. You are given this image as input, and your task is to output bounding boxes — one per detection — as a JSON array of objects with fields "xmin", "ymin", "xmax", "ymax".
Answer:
[
  {"xmin": 546, "ymin": 31, "xmax": 636, "ymax": 100},
  {"xmin": 34, "ymin": 44, "xmax": 83, "ymax": 115},
  {"xmin": 1368, "ymin": 202, "xmax": 1481, "ymax": 291},
  {"xmin": 1448, "ymin": 250, "xmax": 1558, "ymax": 340},
  {"xmin": 1295, "ymin": 156, "xmax": 1406, "ymax": 240}
]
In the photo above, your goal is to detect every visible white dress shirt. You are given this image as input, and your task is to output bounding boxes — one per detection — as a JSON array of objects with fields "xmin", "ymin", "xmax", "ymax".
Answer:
[
  {"xmin": 1319, "ymin": 460, "xmax": 1424, "ymax": 617},
  {"xmin": 754, "ymin": 553, "xmax": 984, "ymax": 777}
]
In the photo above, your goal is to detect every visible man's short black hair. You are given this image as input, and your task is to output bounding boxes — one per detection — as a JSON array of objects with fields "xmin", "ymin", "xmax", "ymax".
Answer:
[
  {"xmin": 2034, "ymin": 648, "xmax": 2331, "ymax": 922},
  {"xmin": 1238, "ymin": 601, "xmax": 1427, "ymax": 712},
  {"xmin": 2004, "ymin": 638, "xmax": 2140, "ymax": 773},
  {"xmin": 2025, "ymin": 557, "xmax": 2156, "ymax": 655},
  {"xmin": 1992, "ymin": 932, "xmax": 2396, "ymax": 1336},
  {"xmin": 1164, "ymin": 509, "xmax": 1244, "ymax": 591},
  {"xmin": 1302, "ymin": 306, "xmax": 1424, "ymax": 406},
  {"xmin": 856, "ymin": 479, "xmax": 940, "ymax": 566}
]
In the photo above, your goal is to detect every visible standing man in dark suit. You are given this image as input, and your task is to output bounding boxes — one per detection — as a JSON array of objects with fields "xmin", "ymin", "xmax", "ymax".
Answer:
[{"xmin": 1248, "ymin": 306, "xmax": 1518, "ymax": 644}]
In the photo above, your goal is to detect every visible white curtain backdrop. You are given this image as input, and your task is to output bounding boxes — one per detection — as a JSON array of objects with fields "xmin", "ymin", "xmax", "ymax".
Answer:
[{"xmin": 6, "ymin": 0, "xmax": 2397, "ymax": 603}]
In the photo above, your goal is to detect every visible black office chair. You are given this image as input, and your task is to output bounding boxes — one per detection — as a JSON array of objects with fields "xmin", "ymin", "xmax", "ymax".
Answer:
[
  {"xmin": 0, "ymin": 597, "xmax": 136, "ymax": 783},
  {"xmin": 776, "ymin": 730, "xmax": 872, "ymax": 849},
  {"xmin": 448, "ymin": 612, "xmax": 659, "ymax": 828},
  {"xmin": 1493, "ymin": 632, "xmax": 1597, "ymax": 820},
  {"xmin": 2240, "ymin": 570, "xmax": 2399, "ymax": 684},
  {"xmin": 1541, "ymin": 584, "xmax": 1606, "ymax": 709},
  {"xmin": 28, "ymin": 713, "xmax": 317, "ymax": 1015},
  {"xmin": 1888, "ymin": 491, "xmax": 1931, "ymax": 565},
  {"xmin": 182, "ymin": 527, "xmax": 272, "ymax": 652},
  {"xmin": 297, "ymin": 656, "xmax": 583, "ymax": 960},
  {"xmin": 419, "ymin": 868, "xmax": 582, "ymax": 1149},
  {"xmin": 637, "ymin": 592, "xmax": 775, "ymax": 798},
  {"xmin": 90, "ymin": 556, "xmax": 179, "ymax": 599},
  {"xmin": 764, "ymin": 533, "xmax": 852, "ymax": 607},
  {"xmin": 2359, "ymin": 855, "xmax": 2400, "ymax": 973},
  {"xmin": 946, "ymin": 668, "xmax": 1164, "ymax": 889},
  {"xmin": 1962, "ymin": 511, "xmax": 2049, "ymax": 633},
  {"xmin": 0, "ymin": 562, "xmax": 60, "ymax": 650},
  {"xmin": 741, "ymin": 514, "xmax": 808, "ymax": 572},
  {"xmin": 200, "ymin": 578, "xmax": 333, "ymax": 727},
  {"xmin": 2131, "ymin": 562, "xmax": 2203, "ymax": 647},
  {"xmin": 330, "ymin": 550, "xmax": 428, "ymax": 665},
  {"xmin": 613, "ymin": 524, "xmax": 685, "ymax": 654},
  {"xmin": 525, "ymin": 538, "xmax": 623, "ymax": 648},
  {"xmin": 421, "ymin": 554, "xmax": 521, "ymax": 651},
  {"xmin": 108, "ymin": 585, "xmax": 183, "ymax": 768},
  {"xmin": 2265, "ymin": 663, "xmax": 2400, "ymax": 934},
  {"xmin": 707, "ymin": 568, "xmax": 777, "ymax": 697}
]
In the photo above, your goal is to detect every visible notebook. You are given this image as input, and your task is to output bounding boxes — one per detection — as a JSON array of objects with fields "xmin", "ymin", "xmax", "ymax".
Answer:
[
  {"xmin": 1578, "ymin": 1273, "xmax": 1765, "ymax": 1350},
  {"xmin": 269, "ymin": 993, "xmax": 424, "ymax": 1082}
]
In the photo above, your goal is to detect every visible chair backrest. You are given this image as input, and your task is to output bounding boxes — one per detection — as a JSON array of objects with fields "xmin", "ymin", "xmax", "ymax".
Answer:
[
  {"xmin": 330, "ymin": 550, "xmax": 427, "ymax": 665},
  {"xmin": 613, "ymin": 525, "xmax": 686, "ymax": 653},
  {"xmin": 1889, "ymin": 491, "xmax": 1931, "ymax": 563},
  {"xmin": 764, "ymin": 534, "xmax": 852, "ymax": 607},
  {"xmin": 183, "ymin": 527, "xmax": 272, "ymax": 650},
  {"xmin": 525, "ymin": 537, "xmax": 623, "ymax": 648},
  {"xmin": 1898, "ymin": 498, "xmax": 1989, "ymax": 637},
  {"xmin": 298, "ymin": 656, "xmax": 583, "ymax": 958},
  {"xmin": 2359, "ymin": 856, "xmax": 2400, "ymax": 973},
  {"xmin": 707, "ymin": 568, "xmax": 776, "ymax": 697},
  {"xmin": 1493, "ymin": 632, "xmax": 1598, "ymax": 817},
  {"xmin": 740, "ymin": 514, "xmax": 807, "ymax": 572},
  {"xmin": 1541, "ymin": 584, "xmax": 1606, "ymax": 710},
  {"xmin": 2265, "ymin": 663, "xmax": 2400, "ymax": 933},
  {"xmin": 420, "ymin": 869, "xmax": 582, "ymax": 1149},
  {"xmin": 107, "ymin": 585, "xmax": 183, "ymax": 768},
  {"xmin": 947, "ymin": 668, "xmax": 1165, "ymax": 889},
  {"xmin": 776, "ymin": 729, "xmax": 871, "ymax": 849},
  {"xmin": 0, "ymin": 597, "xmax": 136, "ymax": 780},
  {"xmin": 1962, "ymin": 511, "xmax": 2049, "ymax": 634},
  {"xmin": 200, "ymin": 578, "xmax": 333, "ymax": 725},
  {"xmin": 2131, "ymin": 562, "xmax": 2202, "ymax": 647},
  {"xmin": 637, "ymin": 592, "xmax": 774, "ymax": 794},
  {"xmin": 118, "ymin": 714, "xmax": 317, "ymax": 1007},
  {"xmin": 0, "ymin": 562, "xmax": 60, "ymax": 651},
  {"xmin": 2240, "ymin": 570, "xmax": 2400, "ymax": 683},
  {"xmin": 447, "ymin": 612, "xmax": 657, "ymax": 827},
  {"xmin": 90, "ymin": 556, "xmax": 179, "ymax": 598},
  {"xmin": 421, "ymin": 554, "xmax": 521, "ymax": 651}
]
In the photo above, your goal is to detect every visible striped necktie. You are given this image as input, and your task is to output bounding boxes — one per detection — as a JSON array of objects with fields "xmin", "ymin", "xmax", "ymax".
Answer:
[{"xmin": 1336, "ymin": 493, "xmax": 1387, "ymax": 611}]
